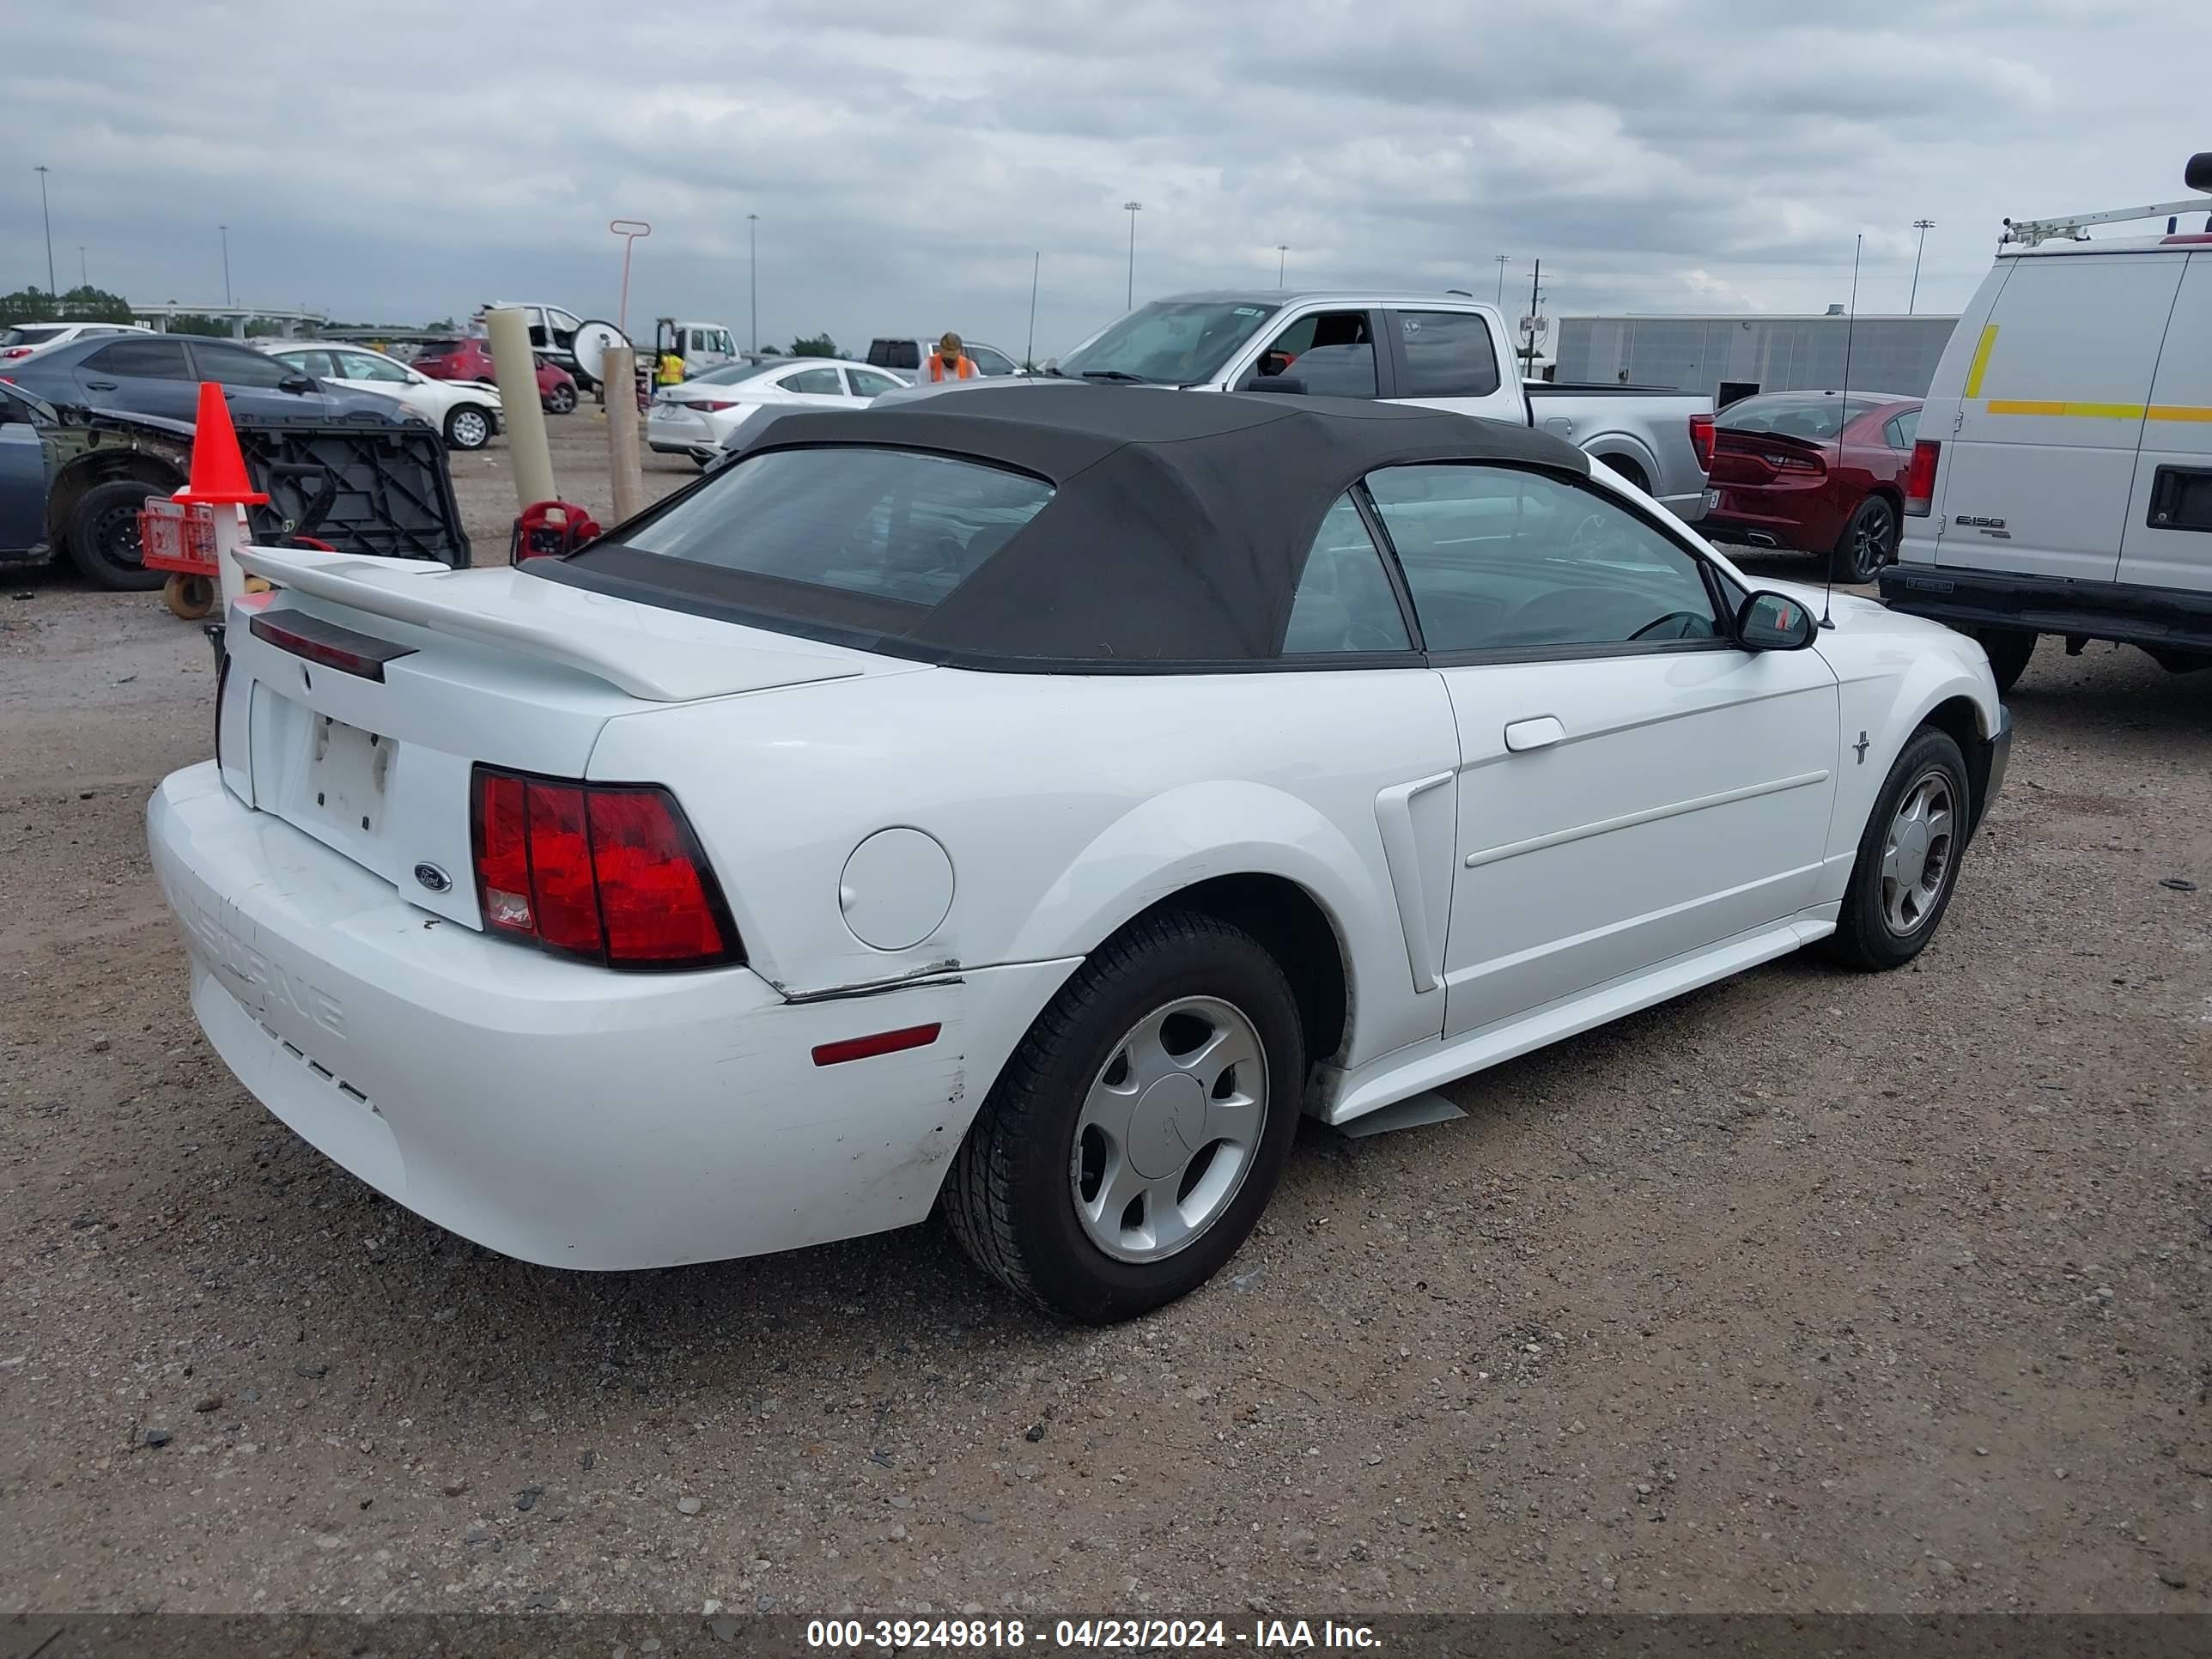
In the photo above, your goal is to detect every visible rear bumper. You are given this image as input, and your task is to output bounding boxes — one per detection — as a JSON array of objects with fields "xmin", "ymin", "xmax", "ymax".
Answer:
[
  {"xmin": 1702, "ymin": 493, "xmax": 1849, "ymax": 553},
  {"xmin": 1880, "ymin": 563, "xmax": 2212, "ymax": 653},
  {"xmin": 645, "ymin": 406, "xmax": 721, "ymax": 455},
  {"xmin": 1655, "ymin": 489, "xmax": 1708, "ymax": 525},
  {"xmin": 148, "ymin": 762, "xmax": 1074, "ymax": 1270}
]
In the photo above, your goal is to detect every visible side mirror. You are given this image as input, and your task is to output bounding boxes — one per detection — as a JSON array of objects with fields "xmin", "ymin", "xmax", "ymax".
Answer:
[
  {"xmin": 280, "ymin": 374, "xmax": 316, "ymax": 394},
  {"xmin": 1245, "ymin": 376, "xmax": 1308, "ymax": 396},
  {"xmin": 1238, "ymin": 349, "xmax": 1303, "ymax": 392},
  {"xmin": 1736, "ymin": 589, "xmax": 1818, "ymax": 651}
]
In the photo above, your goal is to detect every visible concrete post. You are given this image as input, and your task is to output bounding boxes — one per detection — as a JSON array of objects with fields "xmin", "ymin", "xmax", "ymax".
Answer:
[
  {"xmin": 485, "ymin": 307, "xmax": 556, "ymax": 515},
  {"xmin": 604, "ymin": 345, "xmax": 646, "ymax": 522}
]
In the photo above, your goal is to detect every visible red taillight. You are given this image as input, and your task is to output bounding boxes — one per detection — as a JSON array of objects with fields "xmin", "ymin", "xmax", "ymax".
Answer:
[
  {"xmin": 684, "ymin": 399, "xmax": 741, "ymax": 411},
  {"xmin": 525, "ymin": 781, "xmax": 603, "ymax": 955},
  {"xmin": 476, "ymin": 771, "xmax": 532, "ymax": 932},
  {"xmin": 1904, "ymin": 439, "xmax": 1941, "ymax": 517},
  {"xmin": 469, "ymin": 766, "xmax": 739, "ymax": 969},
  {"xmin": 1687, "ymin": 412, "xmax": 1716, "ymax": 473},
  {"xmin": 2, "ymin": 347, "xmax": 33, "ymax": 360},
  {"xmin": 589, "ymin": 791, "xmax": 729, "ymax": 962}
]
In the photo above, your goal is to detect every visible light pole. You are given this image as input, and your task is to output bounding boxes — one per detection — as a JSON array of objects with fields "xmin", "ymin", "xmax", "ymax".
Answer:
[
  {"xmin": 78, "ymin": 246, "xmax": 87, "ymax": 289},
  {"xmin": 1276, "ymin": 244, "xmax": 1288, "ymax": 287},
  {"xmin": 746, "ymin": 213, "xmax": 760, "ymax": 356},
  {"xmin": 1122, "ymin": 202, "xmax": 1141, "ymax": 310},
  {"xmin": 1494, "ymin": 252, "xmax": 1510, "ymax": 307},
  {"xmin": 33, "ymin": 166, "xmax": 56, "ymax": 300},
  {"xmin": 1909, "ymin": 218, "xmax": 1935, "ymax": 314},
  {"xmin": 219, "ymin": 224, "xmax": 232, "ymax": 307}
]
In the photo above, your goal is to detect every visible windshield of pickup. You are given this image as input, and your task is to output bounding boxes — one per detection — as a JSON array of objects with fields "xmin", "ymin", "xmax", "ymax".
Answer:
[{"xmin": 1055, "ymin": 299, "xmax": 1281, "ymax": 386}]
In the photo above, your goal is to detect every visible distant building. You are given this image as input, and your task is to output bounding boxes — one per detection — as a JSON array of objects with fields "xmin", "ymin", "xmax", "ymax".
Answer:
[{"xmin": 1553, "ymin": 313, "xmax": 1961, "ymax": 403}]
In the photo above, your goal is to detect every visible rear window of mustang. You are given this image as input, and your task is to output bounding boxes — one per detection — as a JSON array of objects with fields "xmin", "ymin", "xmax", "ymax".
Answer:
[{"xmin": 562, "ymin": 447, "xmax": 1054, "ymax": 634}]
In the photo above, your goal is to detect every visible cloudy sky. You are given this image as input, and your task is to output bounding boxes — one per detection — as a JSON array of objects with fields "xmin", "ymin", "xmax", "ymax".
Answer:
[{"xmin": 3, "ymin": 0, "xmax": 2204, "ymax": 358}]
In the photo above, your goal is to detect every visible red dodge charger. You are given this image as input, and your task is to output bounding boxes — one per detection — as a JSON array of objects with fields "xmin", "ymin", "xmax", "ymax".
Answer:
[{"xmin": 1702, "ymin": 391, "xmax": 1923, "ymax": 585}]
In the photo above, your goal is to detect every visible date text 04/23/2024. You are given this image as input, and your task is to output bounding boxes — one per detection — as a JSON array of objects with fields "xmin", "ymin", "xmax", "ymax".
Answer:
[{"xmin": 804, "ymin": 1619, "xmax": 1382, "ymax": 1650}]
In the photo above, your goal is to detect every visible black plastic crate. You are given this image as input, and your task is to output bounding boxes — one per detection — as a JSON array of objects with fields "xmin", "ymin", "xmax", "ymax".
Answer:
[{"xmin": 234, "ymin": 416, "xmax": 471, "ymax": 568}]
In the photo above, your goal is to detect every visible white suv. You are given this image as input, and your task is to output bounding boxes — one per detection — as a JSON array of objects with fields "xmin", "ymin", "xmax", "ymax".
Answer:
[{"xmin": 0, "ymin": 321, "xmax": 152, "ymax": 363}]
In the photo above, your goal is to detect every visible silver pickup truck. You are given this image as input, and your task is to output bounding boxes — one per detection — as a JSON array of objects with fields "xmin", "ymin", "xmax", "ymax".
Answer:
[
  {"xmin": 1525, "ymin": 380, "xmax": 1715, "ymax": 520},
  {"xmin": 876, "ymin": 289, "xmax": 1713, "ymax": 521}
]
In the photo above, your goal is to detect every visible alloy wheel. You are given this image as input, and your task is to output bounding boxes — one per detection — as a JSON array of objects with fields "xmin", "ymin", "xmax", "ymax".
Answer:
[{"xmin": 1851, "ymin": 504, "xmax": 1896, "ymax": 581}]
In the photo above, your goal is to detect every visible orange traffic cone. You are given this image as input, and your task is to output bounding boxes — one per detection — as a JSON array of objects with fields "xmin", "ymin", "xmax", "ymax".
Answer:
[{"xmin": 174, "ymin": 381, "xmax": 270, "ymax": 505}]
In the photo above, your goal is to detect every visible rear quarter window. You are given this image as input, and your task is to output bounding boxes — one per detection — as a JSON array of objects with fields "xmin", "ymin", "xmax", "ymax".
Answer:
[{"xmin": 1393, "ymin": 311, "xmax": 1502, "ymax": 398}]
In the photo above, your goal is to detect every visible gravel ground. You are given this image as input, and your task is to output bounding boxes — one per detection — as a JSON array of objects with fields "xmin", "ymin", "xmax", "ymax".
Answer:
[{"xmin": 2, "ymin": 417, "xmax": 2207, "ymax": 1616}]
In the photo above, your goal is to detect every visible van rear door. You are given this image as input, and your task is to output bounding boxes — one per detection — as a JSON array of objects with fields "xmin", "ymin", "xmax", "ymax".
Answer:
[
  {"xmin": 2116, "ymin": 251, "xmax": 2212, "ymax": 596},
  {"xmin": 1936, "ymin": 250, "xmax": 2184, "ymax": 582}
]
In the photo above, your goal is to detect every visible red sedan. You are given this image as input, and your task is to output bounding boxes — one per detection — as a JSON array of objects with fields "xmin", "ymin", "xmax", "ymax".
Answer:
[
  {"xmin": 413, "ymin": 337, "xmax": 579, "ymax": 414},
  {"xmin": 1702, "ymin": 391, "xmax": 1923, "ymax": 584}
]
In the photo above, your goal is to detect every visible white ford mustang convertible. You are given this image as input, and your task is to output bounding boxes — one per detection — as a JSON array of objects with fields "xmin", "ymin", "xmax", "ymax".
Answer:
[{"xmin": 149, "ymin": 386, "xmax": 2009, "ymax": 1321}]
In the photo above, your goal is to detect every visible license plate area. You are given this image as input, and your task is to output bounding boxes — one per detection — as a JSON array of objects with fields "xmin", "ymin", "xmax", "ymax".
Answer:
[
  {"xmin": 307, "ymin": 714, "xmax": 394, "ymax": 837},
  {"xmin": 1704, "ymin": 489, "xmax": 1723, "ymax": 511}
]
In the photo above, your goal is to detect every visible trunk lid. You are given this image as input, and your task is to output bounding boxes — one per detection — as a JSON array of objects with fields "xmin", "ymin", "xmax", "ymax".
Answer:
[
  {"xmin": 1710, "ymin": 428, "xmax": 1831, "ymax": 487},
  {"xmin": 221, "ymin": 547, "xmax": 908, "ymax": 929}
]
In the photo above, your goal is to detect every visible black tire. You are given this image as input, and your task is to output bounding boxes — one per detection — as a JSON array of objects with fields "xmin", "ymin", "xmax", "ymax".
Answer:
[
  {"xmin": 444, "ymin": 404, "xmax": 494, "ymax": 450},
  {"xmin": 1971, "ymin": 627, "xmax": 2036, "ymax": 693},
  {"xmin": 66, "ymin": 478, "xmax": 166, "ymax": 591},
  {"xmin": 1825, "ymin": 726, "xmax": 1972, "ymax": 971},
  {"xmin": 942, "ymin": 910, "xmax": 1306, "ymax": 1322},
  {"xmin": 545, "ymin": 382, "xmax": 578, "ymax": 415},
  {"xmin": 1829, "ymin": 495, "xmax": 1898, "ymax": 585}
]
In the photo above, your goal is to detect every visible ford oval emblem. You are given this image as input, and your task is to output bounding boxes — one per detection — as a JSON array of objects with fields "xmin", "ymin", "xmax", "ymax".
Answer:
[{"xmin": 413, "ymin": 862, "xmax": 453, "ymax": 894}]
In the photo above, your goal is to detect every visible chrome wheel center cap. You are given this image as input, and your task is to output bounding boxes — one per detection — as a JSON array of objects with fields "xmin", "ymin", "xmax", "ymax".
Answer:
[{"xmin": 1125, "ymin": 1074, "xmax": 1206, "ymax": 1179}]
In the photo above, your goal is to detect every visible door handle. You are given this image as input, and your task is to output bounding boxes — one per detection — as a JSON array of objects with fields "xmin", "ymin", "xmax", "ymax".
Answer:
[
  {"xmin": 84, "ymin": 380, "xmax": 118, "ymax": 391},
  {"xmin": 1504, "ymin": 715, "xmax": 1566, "ymax": 752}
]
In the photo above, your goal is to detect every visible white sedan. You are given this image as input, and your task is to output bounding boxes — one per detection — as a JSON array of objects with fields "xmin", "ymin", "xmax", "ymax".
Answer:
[
  {"xmin": 148, "ymin": 387, "xmax": 2009, "ymax": 1322},
  {"xmin": 264, "ymin": 343, "xmax": 503, "ymax": 451},
  {"xmin": 646, "ymin": 356, "xmax": 911, "ymax": 465}
]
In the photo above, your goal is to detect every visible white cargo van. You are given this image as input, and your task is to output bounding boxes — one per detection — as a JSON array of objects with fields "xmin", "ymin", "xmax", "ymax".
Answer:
[{"xmin": 1881, "ymin": 154, "xmax": 2212, "ymax": 689}]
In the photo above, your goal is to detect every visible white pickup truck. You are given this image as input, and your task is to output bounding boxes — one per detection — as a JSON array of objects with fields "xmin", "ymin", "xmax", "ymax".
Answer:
[{"xmin": 881, "ymin": 289, "xmax": 1714, "ymax": 521}]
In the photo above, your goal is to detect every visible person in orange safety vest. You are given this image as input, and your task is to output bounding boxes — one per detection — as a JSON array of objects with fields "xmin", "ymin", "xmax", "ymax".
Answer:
[{"xmin": 923, "ymin": 331, "xmax": 979, "ymax": 382}]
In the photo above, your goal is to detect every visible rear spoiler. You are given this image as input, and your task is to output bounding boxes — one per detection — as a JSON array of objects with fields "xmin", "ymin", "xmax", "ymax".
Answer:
[{"xmin": 232, "ymin": 545, "xmax": 864, "ymax": 702}]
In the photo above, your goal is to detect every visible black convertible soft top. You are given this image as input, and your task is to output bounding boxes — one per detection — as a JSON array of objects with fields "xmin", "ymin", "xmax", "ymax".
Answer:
[{"xmin": 555, "ymin": 383, "xmax": 1591, "ymax": 666}]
